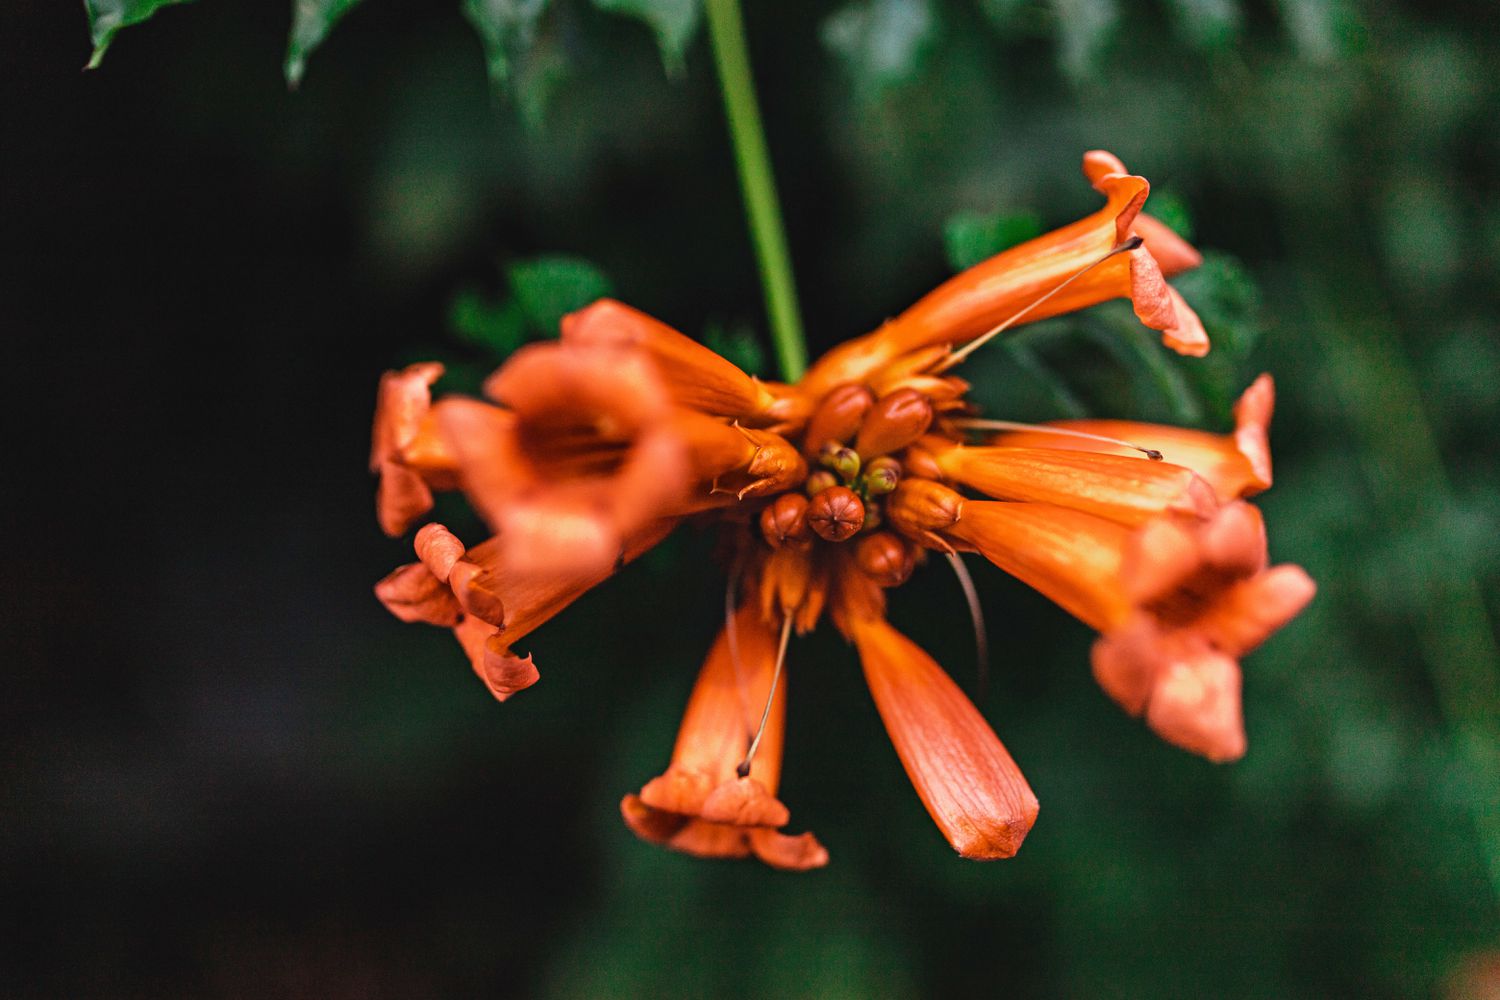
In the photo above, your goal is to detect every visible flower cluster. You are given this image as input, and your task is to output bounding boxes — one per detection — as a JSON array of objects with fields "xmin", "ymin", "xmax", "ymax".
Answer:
[{"xmin": 370, "ymin": 151, "xmax": 1314, "ymax": 868}]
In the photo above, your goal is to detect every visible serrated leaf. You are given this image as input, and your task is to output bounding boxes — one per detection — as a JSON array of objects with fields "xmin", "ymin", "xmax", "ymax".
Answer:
[
  {"xmin": 448, "ymin": 289, "xmax": 528, "ymax": 358},
  {"xmin": 1051, "ymin": 0, "xmax": 1118, "ymax": 82},
  {"xmin": 506, "ymin": 256, "xmax": 614, "ymax": 335},
  {"xmin": 821, "ymin": 0, "xmax": 937, "ymax": 95},
  {"xmin": 462, "ymin": 0, "xmax": 550, "ymax": 88},
  {"xmin": 702, "ymin": 323, "xmax": 767, "ymax": 378},
  {"xmin": 942, "ymin": 210, "xmax": 1043, "ymax": 272},
  {"xmin": 593, "ymin": 0, "xmax": 701, "ymax": 75},
  {"xmin": 285, "ymin": 0, "xmax": 364, "ymax": 87},
  {"xmin": 84, "ymin": 0, "xmax": 196, "ymax": 68}
]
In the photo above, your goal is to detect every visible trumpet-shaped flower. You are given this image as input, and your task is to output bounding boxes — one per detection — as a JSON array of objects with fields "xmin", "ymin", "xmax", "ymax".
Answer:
[{"xmin": 369, "ymin": 151, "xmax": 1313, "ymax": 867}]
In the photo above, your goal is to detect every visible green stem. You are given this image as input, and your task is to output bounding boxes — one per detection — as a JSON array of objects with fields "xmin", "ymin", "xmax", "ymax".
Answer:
[{"xmin": 704, "ymin": 0, "xmax": 807, "ymax": 382}]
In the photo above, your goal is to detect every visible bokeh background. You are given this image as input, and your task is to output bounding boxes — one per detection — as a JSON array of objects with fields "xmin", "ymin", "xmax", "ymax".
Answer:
[{"xmin": 6, "ymin": 0, "xmax": 1500, "ymax": 996}]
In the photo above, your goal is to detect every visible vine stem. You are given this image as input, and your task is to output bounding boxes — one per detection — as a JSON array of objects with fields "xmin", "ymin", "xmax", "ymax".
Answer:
[{"xmin": 704, "ymin": 0, "xmax": 808, "ymax": 382}]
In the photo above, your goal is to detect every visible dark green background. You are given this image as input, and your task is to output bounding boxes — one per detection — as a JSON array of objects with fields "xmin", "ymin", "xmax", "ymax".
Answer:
[{"xmin": 6, "ymin": 1, "xmax": 1498, "ymax": 996}]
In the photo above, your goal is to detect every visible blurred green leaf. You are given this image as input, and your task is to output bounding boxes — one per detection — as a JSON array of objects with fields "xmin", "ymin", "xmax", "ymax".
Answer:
[
  {"xmin": 1052, "ymin": 0, "xmax": 1118, "ymax": 81},
  {"xmin": 702, "ymin": 322, "xmax": 767, "ymax": 377},
  {"xmin": 1274, "ymin": 0, "xmax": 1364, "ymax": 63},
  {"xmin": 506, "ymin": 255, "xmax": 615, "ymax": 335},
  {"xmin": 1147, "ymin": 188, "xmax": 1195, "ymax": 241},
  {"xmin": 462, "ymin": 0, "xmax": 550, "ymax": 89},
  {"xmin": 593, "ymin": 0, "xmax": 702, "ymax": 75},
  {"xmin": 285, "ymin": 0, "xmax": 363, "ymax": 87},
  {"xmin": 83, "ymin": 0, "xmax": 195, "ymax": 68},
  {"xmin": 942, "ymin": 210, "xmax": 1043, "ymax": 271},
  {"xmin": 448, "ymin": 289, "xmax": 528, "ymax": 358},
  {"xmin": 513, "ymin": 32, "xmax": 571, "ymax": 129},
  {"xmin": 1162, "ymin": 0, "xmax": 1242, "ymax": 51},
  {"xmin": 821, "ymin": 0, "xmax": 938, "ymax": 95}
]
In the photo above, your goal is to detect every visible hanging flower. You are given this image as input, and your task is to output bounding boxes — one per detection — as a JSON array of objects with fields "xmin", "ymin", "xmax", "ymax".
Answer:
[{"xmin": 370, "ymin": 151, "xmax": 1314, "ymax": 868}]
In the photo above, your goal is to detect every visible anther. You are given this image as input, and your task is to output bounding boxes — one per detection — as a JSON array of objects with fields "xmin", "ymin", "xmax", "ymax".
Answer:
[
  {"xmin": 760, "ymin": 493, "xmax": 810, "ymax": 549},
  {"xmin": 807, "ymin": 486, "xmax": 866, "ymax": 542}
]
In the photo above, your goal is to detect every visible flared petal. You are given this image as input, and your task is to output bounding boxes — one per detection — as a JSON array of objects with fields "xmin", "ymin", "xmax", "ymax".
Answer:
[
  {"xmin": 561, "ymin": 299, "xmax": 778, "ymax": 419},
  {"xmin": 374, "ymin": 562, "xmax": 461, "ymax": 626},
  {"xmin": 853, "ymin": 618, "xmax": 1038, "ymax": 859},
  {"xmin": 370, "ymin": 362, "xmax": 459, "ymax": 535},
  {"xmin": 748, "ymin": 828, "xmax": 830, "ymax": 871},
  {"xmin": 1087, "ymin": 503, "xmax": 1314, "ymax": 761},
  {"xmin": 376, "ymin": 517, "xmax": 677, "ymax": 702},
  {"xmin": 452, "ymin": 615, "xmax": 540, "ymax": 702},
  {"xmin": 619, "ymin": 797, "xmax": 829, "ymax": 870},
  {"xmin": 469, "ymin": 342, "xmax": 692, "ymax": 575},
  {"xmin": 933, "ymin": 442, "xmax": 1218, "ymax": 526},
  {"xmin": 988, "ymin": 375, "xmax": 1276, "ymax": 502},
  {"xmin": 622, "ymin": 603, "xmax": 825, "ymax": 867},
  {"xmin": 799, "ymin": 152, "xmax": 1207, "ymax": 396}
]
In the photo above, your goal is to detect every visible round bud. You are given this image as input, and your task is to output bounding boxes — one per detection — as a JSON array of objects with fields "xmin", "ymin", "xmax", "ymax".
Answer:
[
  {"xmin": 863, "ymin": 456, "xmax": 901, "ymax": 495},
  {"xmin": 759, "ymin": 493, "xmax": 810, "ymax": 549},
  {"xmin": 806, "ymin": 486, "xmax": 866, "ymax": 543},
  {"xmin": 804, "ymin": 383, "xmax": 875, "ymax": 456},
  {"xmin": 805, "ymin": 470, "xmax": 839, "ymax": 496},
  {"xmin": 855, "ymin": 388, "xmax": 934, "ymax": 458},
  {"xmin": 855, "ymin": 532, "xmax": 916, "ymax": 587},
  {"xmin": 818, "ymin": 443, "xmax": 861, "ymax": 481}
]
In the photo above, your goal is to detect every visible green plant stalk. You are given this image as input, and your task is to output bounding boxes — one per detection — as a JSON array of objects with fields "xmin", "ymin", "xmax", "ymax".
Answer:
[{"xmin": 704, "ymin": 0, "xmax": 808, "ymax": 382}]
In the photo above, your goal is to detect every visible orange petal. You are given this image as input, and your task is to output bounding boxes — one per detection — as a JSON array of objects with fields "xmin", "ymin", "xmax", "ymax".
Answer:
[
  {"xmin": 1131, "ymin": 213, "xmax": 1202, "ymax": 276},
  {"xmin": 620, "ymin": 794, "xmax": 689, "ymax": 843},
  {"xmin": 1144, "ymin": 652, "xmax": 1247, "ymax": 763},
  {"xmin": 700, "ymin": 777, "xmax": 792, "ymax": 828},
  {"xmin": 375, "ymin": 461, "xmax": 435, "ymax": 537},
  {"xmin": 1196, "ymin": 564, "xmax": 1317, "ymax": 657},
  {"xmin": 748, "ymin": 828, "xmax": 830, "ymax": 871},
  {"xmin": 638, "ymin": 768, "xmax": 718, "ymax": 817},
  {"xmin": 665, "ymin": 602, "xmax": 787, "ymax": 792},
  {"xmin": 987, "ymin": 376, "xmax": 1275, "ymax": 502},
  {"xmin": 666, "ymin": 820, "xmax": 754, "ymax": 859},
  {"xmin": 431, "ymin": 398, "xmax": 524, "ymax": 530},
  {"xmin": 1232, "ymin": 373, "xmax": 1275, "ymax": 492},
  {"xmin": 414, "ymin": 523, "xmax": 465, "ymax": 581},
  {"xmin": 370, "ymin": 361, "xmax": 444, "ymax": 472},
  {"xmin": 373, "ymin": 563, "xmax": 461, "ymax": 626},
  {"xmin": 480, "ymin": 634, "xmax": 540, "ymax": 700},
  {"xmin": 946, "ymin": 501, "xmax": 1134, "ymax": 631},
  {"xmin": 561, "ymin": 299, "xmax": 777, "ymax": 419},
  {"xmin": 935, "ymin": 444, "xmax": 1218, "ymax": 526},
  {"xmin": 853, "ymin": 618, "xmax": 1039, "ymax": 860}
]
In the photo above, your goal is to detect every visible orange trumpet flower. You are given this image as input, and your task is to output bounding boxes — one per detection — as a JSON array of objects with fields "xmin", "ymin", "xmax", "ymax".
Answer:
[{"xmin": 369, "ymin": 151, "xmax": 1313, "ymax": 867}]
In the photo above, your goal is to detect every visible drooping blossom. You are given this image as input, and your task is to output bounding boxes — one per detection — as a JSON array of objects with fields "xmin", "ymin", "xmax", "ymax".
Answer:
[{"xmin": 370, "ymin": 151, "xmax": 1314, "ymax": 867}]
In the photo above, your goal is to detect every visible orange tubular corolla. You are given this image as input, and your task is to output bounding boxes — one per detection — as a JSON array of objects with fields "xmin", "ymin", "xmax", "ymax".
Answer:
[{"xmin": 368, "ymin": 150, "xmax": 1313, "ymax": 868}]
